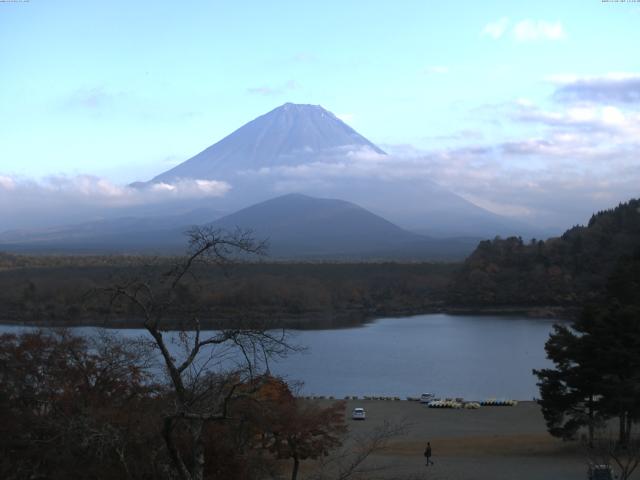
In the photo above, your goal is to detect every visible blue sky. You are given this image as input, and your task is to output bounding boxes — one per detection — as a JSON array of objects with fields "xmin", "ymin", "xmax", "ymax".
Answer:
[{"xmin": 1, "ymin": 0, "xmax": 639, "ymax": 228}]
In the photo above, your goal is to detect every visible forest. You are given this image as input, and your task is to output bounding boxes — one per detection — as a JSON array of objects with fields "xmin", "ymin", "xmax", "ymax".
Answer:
[
  {"xmin": 448, "ymin": 199, "xmax": 640, "ymax": 312},
  {"xmin": 0, "ymin": 255, "xmax": 456, "ymax": 329},
  {"xmin": 2, "ymin": 199, "xmax": 639, "ymax": 329}
]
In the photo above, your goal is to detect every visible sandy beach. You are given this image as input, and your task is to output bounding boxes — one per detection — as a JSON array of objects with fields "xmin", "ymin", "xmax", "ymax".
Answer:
[{"xmin": 300, "ymin": 399, "xmax": 589, "ymax": 480}]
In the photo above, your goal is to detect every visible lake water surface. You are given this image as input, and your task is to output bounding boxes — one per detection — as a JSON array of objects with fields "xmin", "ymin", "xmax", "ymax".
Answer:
[{"xmin": 0, "ymin": 314, "xmax": 558, "ymax": 400}]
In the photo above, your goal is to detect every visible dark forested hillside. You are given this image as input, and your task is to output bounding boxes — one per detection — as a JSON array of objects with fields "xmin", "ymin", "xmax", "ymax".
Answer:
[
  {"xmin": 0, "ymin": 260, "xmax": 457, "ymax": 329},
  {"xmin": 448, "ymin": 199, "xmax": 640, "ymax": 309}
]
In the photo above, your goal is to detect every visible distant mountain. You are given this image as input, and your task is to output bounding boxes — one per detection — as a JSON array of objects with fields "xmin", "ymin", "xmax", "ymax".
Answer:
[
  {"xmin": 0, "ymin": 208, "xmax": 223, "ymax": 253},
  {"xmin": 448, "ymin": 198, "xmax": 640, "ymax": 308},
  {"xmin": 0, "ymin": 193, "xmax": 479, "ymax": 259},
  {"xmin": 140, "ymin": 103, "xmax": 541, "ymax": 239},
  {"xmin": 209, "ymin": 193, "xmax": 479, "ymax": 259},
  {"xmin": 149, "ymin": 103, "xmax": 385, "ymax": 184}
]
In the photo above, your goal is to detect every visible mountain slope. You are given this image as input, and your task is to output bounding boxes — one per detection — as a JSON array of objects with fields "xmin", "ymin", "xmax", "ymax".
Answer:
[
  {"xmin": 212, "ymin": 193, "xmax": 419, "ymax": 255},
  {"xmin": 0, "ymin": 208, "xmax": 224, "ymax": 253},
  {"xmin": 151, "ymin": 103, "xmax": 384, "ymax": 183},
  {"xmin": 210, "ymin": 193, "xmax": 478, "ymax": 259}
]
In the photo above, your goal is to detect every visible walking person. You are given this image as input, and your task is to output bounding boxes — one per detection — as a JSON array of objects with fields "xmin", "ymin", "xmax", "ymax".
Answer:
[{"xmin": 424, "ymin": 441, "xmax": 433, "ymax": 466}]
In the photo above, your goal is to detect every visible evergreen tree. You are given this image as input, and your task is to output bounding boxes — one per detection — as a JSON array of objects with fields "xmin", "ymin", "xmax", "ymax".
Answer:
[
  {"xmin": 535, "ymin": 253, "xmax": 640, "ymax": 446},
  {"xmin": 534, "ymin": 320, "xmax": 606, "ymax": 446}
]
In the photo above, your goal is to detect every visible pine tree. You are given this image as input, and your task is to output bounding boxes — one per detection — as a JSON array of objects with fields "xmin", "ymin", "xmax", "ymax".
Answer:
[{"xmin": 535, "ymin": 252, "xmax": 640, "ymax": 446}]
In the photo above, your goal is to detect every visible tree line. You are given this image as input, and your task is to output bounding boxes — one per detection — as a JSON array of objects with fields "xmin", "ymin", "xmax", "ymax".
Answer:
[{"xmin": 0, "ymin": 259, "xmax": 455, "ymax": 329}]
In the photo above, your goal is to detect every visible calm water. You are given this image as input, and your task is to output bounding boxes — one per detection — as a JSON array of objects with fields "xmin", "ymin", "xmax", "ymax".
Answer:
[{"xmin": 0, "ymin": 314, "xmax": 558, "ymax": 400}]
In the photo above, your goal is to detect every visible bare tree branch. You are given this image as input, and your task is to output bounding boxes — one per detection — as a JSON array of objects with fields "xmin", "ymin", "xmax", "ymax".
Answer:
[{"xmin": 98, "ymin": 226, "xmax": 294, "ymax": 480}]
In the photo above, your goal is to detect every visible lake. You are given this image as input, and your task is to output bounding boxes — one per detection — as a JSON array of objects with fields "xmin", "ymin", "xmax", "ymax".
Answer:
[{"xmin": 0, "ymin": 314, "xmax": 558, "ymax": 400}]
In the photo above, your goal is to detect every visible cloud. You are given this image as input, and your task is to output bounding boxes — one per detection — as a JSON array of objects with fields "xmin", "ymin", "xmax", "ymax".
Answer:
[
  {"xmin": 230, "ymin": 140, "xmax": 639, "ymax": 229},
  {"xmin": 246, "ymin": 80, "xmax": 300, "ymax": 96},
  {"xmin": 146, "ymin": 178, "xmax": 231, "ymax": 197},
  {"xmin": 513, "ymin": 20, "xmax": 566, "ymax": 41},
  {"xmin": 550, "ymin": 73, "xmax": 640, "ymax": 104},
  {"xmin": 437, "ymin": 96, "xmax": 639, "ymax": 224},
  {"xmin": 0, "ymin": 175, "xmax": 231, "ymax": 230},
  {"xmin": 512, "ymin": 99, "xmax": 640, "ymax": 139},
  {"xmin": 0, "ymin": 175, "xmax": 231, "ymax": 205},
  {"xmin": 482, "ymin": 18, "xmax": 566, "ymax": 42},
  {"xmin": 238, "ymin": 146, "xmax": 395, "ymax": 181},
  {"xmin": 0, "ymin": 176, "xmax": 16, "ymax": 191},
  {"xmin": 481, "ymin": 17, "xmax": 510, "ymax": 39}
]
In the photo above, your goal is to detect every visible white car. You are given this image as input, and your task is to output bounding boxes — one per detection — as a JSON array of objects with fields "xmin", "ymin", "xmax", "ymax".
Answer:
[
  {"xmin": 351, "ymin": 407, "xmax": 366, "ymax": 420},
  {"xmin": 420, "ymin": 393, "xmax": 435, "ymax": 403}
]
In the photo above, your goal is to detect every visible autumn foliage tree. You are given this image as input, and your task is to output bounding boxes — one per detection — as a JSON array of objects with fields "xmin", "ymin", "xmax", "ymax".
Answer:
[
  {"xmin": 253, "ymin": 380, "xmax": 347, "ymax": 480},
  {"xmin": 0, "ymin": 330, "xmax": 164, "ymax": 480},
  {"xmin": 0, "ymin": 329, "xmax": 351, "ymax": 480}
]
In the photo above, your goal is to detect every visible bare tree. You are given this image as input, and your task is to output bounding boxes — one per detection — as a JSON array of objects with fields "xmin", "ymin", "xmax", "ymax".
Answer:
[
  {"xmin": 308, "ymin": 420, "xmax": 410, "ymax": 480},
  {"xmin": 105, "ymin": 226, "xmax": 296, "ymax": 480},
  {"xmin": 587, "ymin": 434, "xmax": 640, "ymax": 480}
]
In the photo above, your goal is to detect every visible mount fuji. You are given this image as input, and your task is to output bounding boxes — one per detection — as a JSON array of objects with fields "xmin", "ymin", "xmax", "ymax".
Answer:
[
  {"xmin": 141, "ymin": 103, "xmax": 540, "ymax": 239},
  {"xmin": 149, "ymin": 103, "xmax": 385, "ymax": 183}
]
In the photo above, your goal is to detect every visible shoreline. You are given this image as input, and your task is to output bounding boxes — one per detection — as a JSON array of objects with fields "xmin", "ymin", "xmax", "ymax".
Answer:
[
  {"xmin": 444, "ymin": 305, "xmax": 575, "ymax": 319},
  {"xmin": 0, "ymin": 304, "xmax": 572, "ymax": 331},
  {"xmin": 306, "ymin": 396, "xmax": 536, "ymax": 404}
]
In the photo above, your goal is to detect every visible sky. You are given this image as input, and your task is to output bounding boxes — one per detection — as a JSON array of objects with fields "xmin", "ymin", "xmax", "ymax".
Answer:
[{"xmin": 1, "ymin": 0, "xmax": 639, "ymax": 230}]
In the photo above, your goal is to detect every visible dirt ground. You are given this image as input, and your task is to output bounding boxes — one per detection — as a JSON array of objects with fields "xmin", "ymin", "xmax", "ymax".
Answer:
[{"xmin": 298, "ymin": 399, "xmax": 600, "ymax": 480}]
